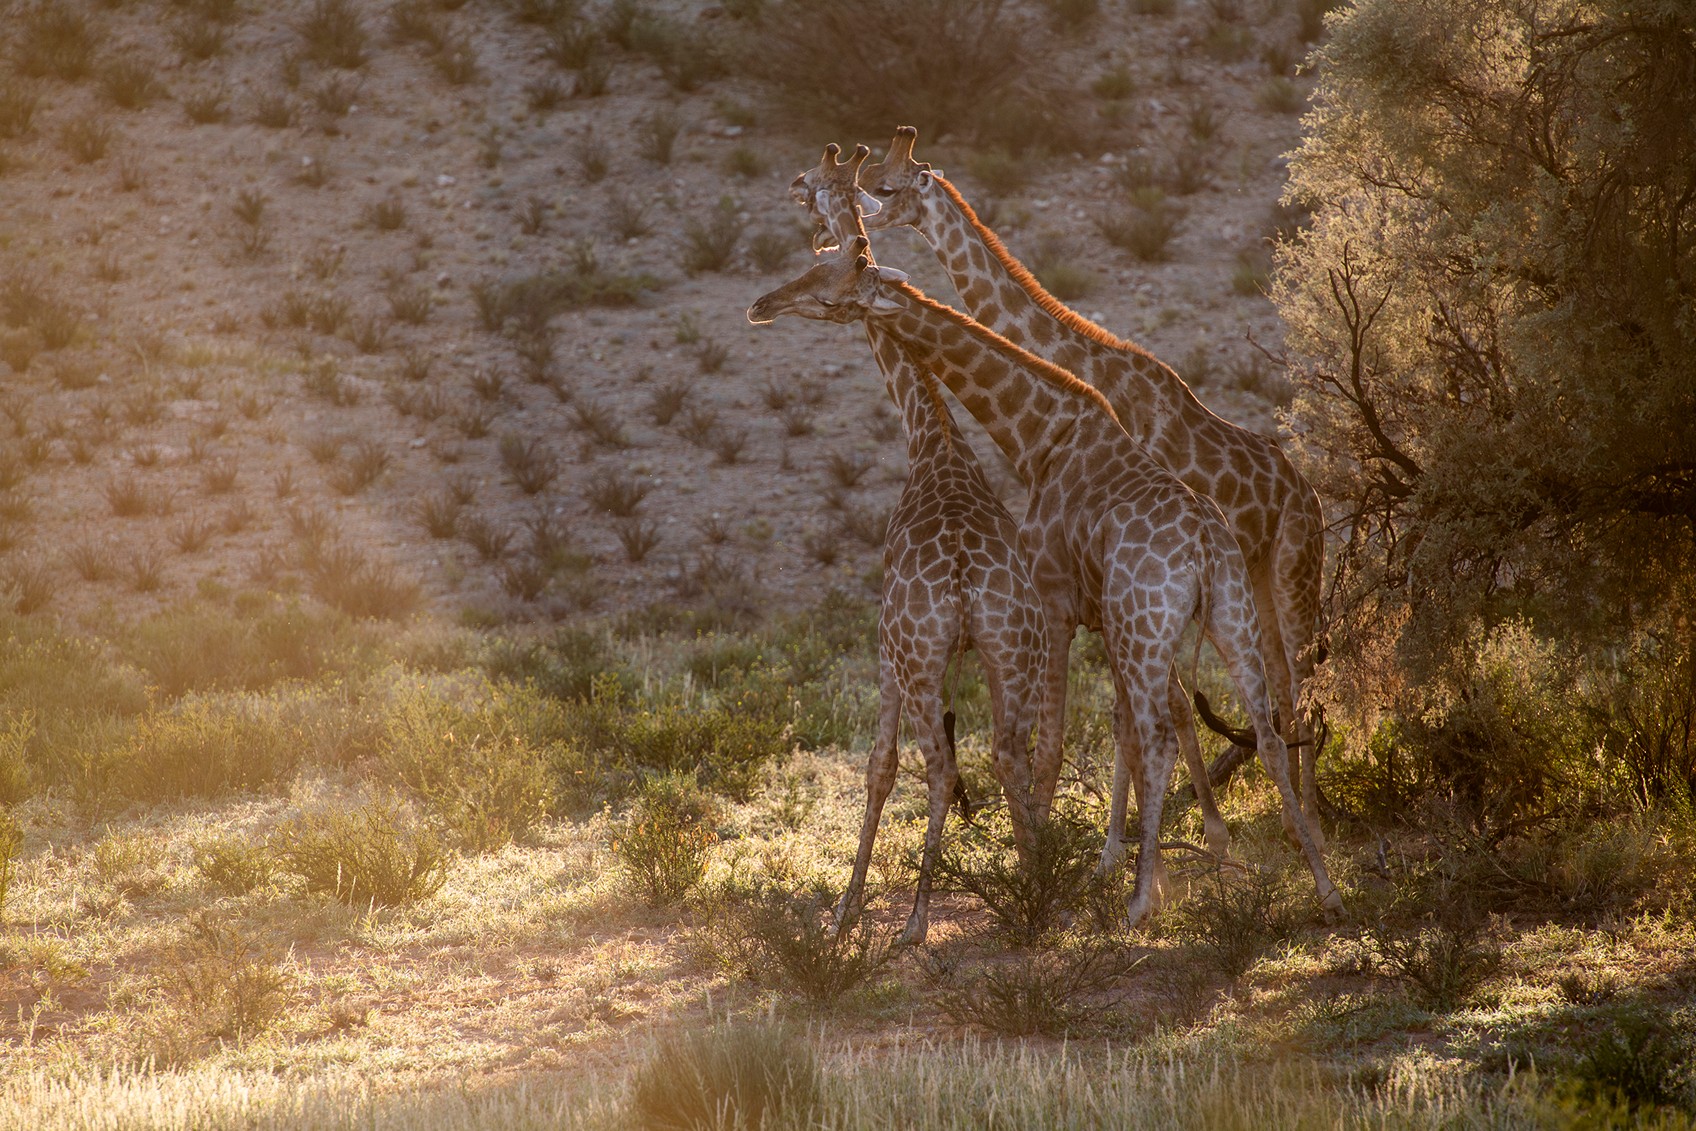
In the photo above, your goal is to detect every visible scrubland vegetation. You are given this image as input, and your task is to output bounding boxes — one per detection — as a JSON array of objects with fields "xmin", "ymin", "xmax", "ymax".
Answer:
[{"xmin": 0, "ymin": 0, "xmax": 1692, "ymax": 1127}]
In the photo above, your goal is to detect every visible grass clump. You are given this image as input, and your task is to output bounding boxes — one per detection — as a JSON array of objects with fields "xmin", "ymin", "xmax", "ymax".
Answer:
[
  {"xmin": 275, "ymin": 793, "xmax": 448, "ymax": 907},
  {"xmin": 378, "ymin": 677, "xmax": 557, "ymax": 851},
  {"xmin": 614, "ymin": 772, "xmax": 718, "ymax": 907},
  {"xmin": 295, "ymin": 0, "xmax": 369, "ymax": 69},
  {"xmin": 194, "ymin": 835, "xmax": 277, "ymax": 895},
  {"xmin": 0, "ymin": 808, "xmax": 22, "ymax": 920},
  {"xmin": 628, "ymin": 1019, "xmax": 822, "ymax": 1131}
]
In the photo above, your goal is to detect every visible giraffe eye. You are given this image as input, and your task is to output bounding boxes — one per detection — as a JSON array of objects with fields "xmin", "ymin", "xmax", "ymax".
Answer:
[{"xmin": 873, "ymin": 185, "xmax": 896, "ymax": 197}]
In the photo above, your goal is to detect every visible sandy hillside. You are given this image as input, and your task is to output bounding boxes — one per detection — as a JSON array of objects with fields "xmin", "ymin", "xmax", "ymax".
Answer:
[{"xmin": 0, "ymin": 0, "xmax": 1311, "ymax": 629}]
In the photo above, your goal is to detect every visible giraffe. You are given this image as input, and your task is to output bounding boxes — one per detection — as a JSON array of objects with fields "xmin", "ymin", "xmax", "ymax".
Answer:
[
  {"xmin": 787, "ymin": 148, "xmax": 1047, "ymax": 945},
  {"xmin": 747, "ymin": 252, "xmax": 1345, "ymax": 927},
  {"xmin": 793, "ymin": 142, "xmax": 1233, "ymax": 863},
  {"xmin": 859, "ymin": 127, "xmax": 1330, "ymax": 845}
]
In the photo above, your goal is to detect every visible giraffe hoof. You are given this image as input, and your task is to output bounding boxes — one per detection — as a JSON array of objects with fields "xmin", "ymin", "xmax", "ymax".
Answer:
[{"xmin": 1320, "ymin": 889, "xmax": 1348, "ymax": 924}]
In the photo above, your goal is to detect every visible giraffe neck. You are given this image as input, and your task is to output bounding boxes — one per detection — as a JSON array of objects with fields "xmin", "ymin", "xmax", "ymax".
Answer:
[
  {"xmin": 916, "ymin": 174, "xmax": 1197, "ymax": 445},
  {"xmin": 865, "ymin": 323, "xmax": 959, "ymax": 466},
  {"xmin": 873, "ymin": 284, "xmax": 1111, "ymax": 484}
]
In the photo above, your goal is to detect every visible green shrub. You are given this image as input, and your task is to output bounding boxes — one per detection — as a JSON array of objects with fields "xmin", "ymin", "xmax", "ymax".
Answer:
[
  {"xmin": 378, "ymin": 678, "xmax": 557, "ymax": 851},
  {"xmin": 614, "ymin": 774, "xmax": 717, "ymax": 907},
  {"xmin": 481, "ymin": 628, "xmax": 626, "ymax": 701},
  {"xmin": 1171, "ymin": 864, "xmax": 1305, "ymax": 978},
  {"xmin": 554, "ymin": 675, "xmax": 792, "ymax": 809},
  {"xmin": 628, "ymin": 1019, "xmax": 822, "ymax": 1131},
  {"xmin": 935, "ymin": 806, "xmax": 1101, "ymax": 944},
  {"xmin": 124, "ymin": 600, "xmax": 370, "ymax": 699},
  {"xmin": 0, "ymin": 808, "xmax": 22, "ymax": 920},
  {"xmin": 1367, "ymin": 910, "xmax": 1501, "ymax": 1011},
  {"xmin": 75, "ymin": 695, "xmax": 302, "ymax": 808},
  {"xmin": 194, "ymin": 835, "xmax": 276, "ymax": 895},
  {"xmin": 927, "ymin": 945, "xmax": 1133, "ymax": 1036},
  {"xmin": 155, "ymin": 914, "xmax": 290, "ymax": 1054},
  {"xmin": 1571, "ymin": 1005, "xmax": 1693, "ymax": 1111},
  {"xmin": 275, "ymin": 794, "xmax": 448, "ymax": 906},
  {"xmin": 0, "ymin": 711, "xmax": 32, "ymax": 804},
  {"xmin": 724, "ymin": 882, "xmax": 893, "ymax": 1005}
]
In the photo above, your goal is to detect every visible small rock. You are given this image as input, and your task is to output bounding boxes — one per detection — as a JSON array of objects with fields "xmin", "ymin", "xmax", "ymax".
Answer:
[
  {"xmin": 723, "ymin": 125, "xmax": 743, "ymax": 137},
  {"xmin": 436, "ymin": 174, "xmax": 456, "ymax": 187}
]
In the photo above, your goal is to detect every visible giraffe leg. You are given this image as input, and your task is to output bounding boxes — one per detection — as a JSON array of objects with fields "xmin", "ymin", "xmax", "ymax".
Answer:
[
  {"xmin": 1253, "ymin": 568, "xmax": 1316, "ymax": 851},
  {"xmin": 1029, "ymin": 612, "xmax": 1075, "ymax": 824},
  {"xmin": 1214, "ymin": 566, "xmax": 1344, "ymax": 920},
  {"xmin": 1269, "ymin": 498, "xmax": 1327, "ymax": 843},
  {"xmin": 1100, "ymin": 692, "xmax": 1133, "ymax": 875},
  {"xmin": 1171, "ymin": 674, "xmax": 1232, "ymax": 859},
  {"xmin": 903, "ymin": 699, "xmax": 958, "ymax": 947},
  {"xmin": 970, "ymin": 598, "xmax": 1041, "ymax": 860},
  {"xmin": 836, "ymin": 659, "xmax": 903, "ymax": 935},
  {"xmin": 1120, "ymin": 683, "xmax": 1175, "ymax": 930},
  {"xmin": 1105, "ymin": 690, "xmax": 1170, "ymax": 910}
]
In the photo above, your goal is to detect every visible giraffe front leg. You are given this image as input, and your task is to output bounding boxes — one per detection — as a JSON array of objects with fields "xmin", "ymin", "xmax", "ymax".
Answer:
[{"xmin": 836, "ymin": 662, "xmax": 903, "ymax": 936}]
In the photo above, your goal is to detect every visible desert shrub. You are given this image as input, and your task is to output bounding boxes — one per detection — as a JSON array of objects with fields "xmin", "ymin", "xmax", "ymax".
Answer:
[
  {"xmin": 1171, "ymin": 864, "xmax": 1305, "ymax": 978},
  {"xmin": 0, "ymin": 808, "xmax": 22, "ymax": 919},
  {"xmin": 552, "ymin": 676, "xmax": 792, "ymax": 810},
  {"xmin": 15, "ymin": 1, "xmax": 103, "ymax": 81},
  {"xmin": 378, "ymin": 678, "xmax": 557, "ymax": 851},
  {"xmin": 1569, "ymin": 1005, "xmax": 1694, "ymax": 1111},
  {"xmin": 471, "ymin": 264, "xmax": 656, "ymax": 335},
  {"xmin": 123, "ymin": 600, "xmax": 369, "ymax": 698},
  {"xmin": 481, "ymin": 628, "xmax": 625, "ymax": 702},
  {"xmin": 935, "ymin": 805, "xmax": 1100, "ymax": 944},
  {"xmin": 927, "ymin": 945, "xmax": 1132, "ymax": 1036},
  {"xmin": 275, "ymin": 794, "xmax": 448, "ymax": 906},
  {"xmin": 721, "ymin": 881, "xmax": 894, "ymax": 1005},
  {"xmin": 1097, "ymin": 188, "xmax": 1180, "ymax": 261},
  {"xmin": 680, "ymin": 197, "xmax": 745, "ymax": 274},
  {"xmin": 1367, "ymin": 902, "xmax": 1502, "ymax": 1011},
  {"xmin": 1329, "ymin": 622, "xmax": 1592, "ymax": 830},
  {"xmin": 295, "ymin": 0, "xmax": 368, "ymax": 68},
  {"xmin": 627, "ymin": 1019, "xmax": 821, "ymax": 1131},
  {"xmin": 1587, "ymin": 633, "xmax": 1696, "ymax": 810},
  {"xmin": 0, "ymin": 712, "xmax": 31, "ymax": 803},
  {"xmin": 614, "ymin": 773, "xmax": 718, "ymax": 906},
  {"xmin": 306, "ymin": 542, "xmax": 421, "ymax": 620},
  {"xmin": 745, "ymin": 0, "xmax": 1078, "ymax": 153},
  {"xmin": 194, "ymin": 835, "xmax": 276, "ymax": 895},
  {"xmin": 151, "ymin": 914, "xmax": 291, "ymax": 1058},
  {"xmin": 74, "ymin": 694, "xmax": 303, "ymax": 808}
]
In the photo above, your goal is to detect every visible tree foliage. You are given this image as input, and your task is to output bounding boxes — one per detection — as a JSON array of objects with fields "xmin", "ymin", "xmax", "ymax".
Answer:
[{"xmin": 1277, "ymin": 0, "xmax": 1696, "ymax": 713}]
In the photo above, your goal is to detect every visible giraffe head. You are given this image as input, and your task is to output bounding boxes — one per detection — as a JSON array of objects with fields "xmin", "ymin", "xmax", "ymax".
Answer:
[
  {"xmin": 789, "ymin": 142, "xmax": 881, "ymax": 253},
  {"xmin": 860, "ymin": 126, "xmax": 937, "ymax": 232},
  {"xmin": 746, "ymin": 238, "xmax": 908, "ymax": 326}
]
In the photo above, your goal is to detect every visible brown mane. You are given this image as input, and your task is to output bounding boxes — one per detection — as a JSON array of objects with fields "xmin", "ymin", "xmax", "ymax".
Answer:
[
  {"xmin": 932, "ymin": 174, "xmax": 1160, "ymax": 364},
  {"xmin": 892, "ymin": 281, "xmax": 1121, "ymax": 423}
]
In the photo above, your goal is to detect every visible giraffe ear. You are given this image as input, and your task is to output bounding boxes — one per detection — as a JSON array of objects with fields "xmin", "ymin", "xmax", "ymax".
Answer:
[
  {"xmin": 871, "ymin": 265, "xmax": 909, "ymax": 285},
  {"xmin": 856, "ymin": 190, "xmax": 883, "ymax": 217}
]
